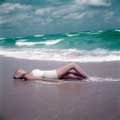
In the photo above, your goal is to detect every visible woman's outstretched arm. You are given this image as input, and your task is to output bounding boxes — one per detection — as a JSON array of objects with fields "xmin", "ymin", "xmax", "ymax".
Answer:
[{"xmin": 24, "ymin": 73, "xmax": 63, "ymax": 83}]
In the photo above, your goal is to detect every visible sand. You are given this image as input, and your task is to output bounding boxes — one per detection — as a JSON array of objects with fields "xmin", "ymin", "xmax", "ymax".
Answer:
[{"xmin": 0, "ymin": 55, "xmax": 120, "ymax": 120}]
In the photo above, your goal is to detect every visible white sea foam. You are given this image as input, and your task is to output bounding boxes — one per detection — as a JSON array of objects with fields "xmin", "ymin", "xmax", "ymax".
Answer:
[
  {"xmin": 115, "ymin": 29, "xmax": 120, "ymax": 32},
  {"xmin": 34, "ymin": 34, "xmax": 44, "ymax": 37},
  {"xmin": 0, "ymin": 38, "xmax": 6, "ymax": 40},
  {"xmin": 39, "ymin": 39, "xmax": 64, "ymax": 45},
  {"xmin": 86, "ymin": 32, "xmax": 101, "ymax": 35},
  {"xmin": 0, "ymin": 48, "xmax": 120, "ymax": 63},
  {"xmin": 87, "ymin": 77, "xmax": 120, "ymax": 82},
  {"xmin": 66, "ymin": 33, "xmax": 79, "ymax": 37},
  {"xmin": 16, "ymin": 39, "xmax": 64, "ymax": 46},
  {"xmin": 16, "ymin": 41, "xmax": 38, "ymax": 46}
]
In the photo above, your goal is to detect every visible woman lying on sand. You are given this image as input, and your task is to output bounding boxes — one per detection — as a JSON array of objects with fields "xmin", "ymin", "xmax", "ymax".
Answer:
[{"xmin": 13, "ymin": 63, "xmax": 88, "ymax": 82}]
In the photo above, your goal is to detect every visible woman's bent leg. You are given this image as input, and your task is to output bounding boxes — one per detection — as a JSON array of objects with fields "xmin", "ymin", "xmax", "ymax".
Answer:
[
  {"xmin": 56, "ymin": 63, "xmax": 74, "ymax": 79},
  {"xmin": 56, "ymin": 63, "xmax": 88, "ymax": 79},
  {"xmin": 62, "ymin": 72, "xmax": 84, "ymax": 80},
  {"xmin": 71, "ymin": 63, "xmax": 88, "ymax": 79}
]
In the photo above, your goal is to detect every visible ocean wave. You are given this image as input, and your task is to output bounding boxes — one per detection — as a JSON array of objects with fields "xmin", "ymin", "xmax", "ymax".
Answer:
[
  {"xmin": 16, "ymin": 39, "xmax": 64, "ymax": 46},
  {"xmin": 34, "ymin": 34, "xmax": 44, "ymax": 37},
  {"xmin": 0, "ymin": 48, "xmax": 120, "ymax": 62},
  {"xmin": 16, "ymin": 41, "xmax": 39, "ymax": 46},
  {"xmin": 66, "ymin": 33, "xmax": 79, "ymax": 37},
  {"xmin": 1, "ymin": 29, "xmax": 120, "ymax": 50},
  {"xmin": 0, "ymin": 37, "xmax": 6, "ymax": 40},
  {"xmin": 115, "ymin": 29, "xmax": 120, "ymax": 32},
  {"xmin": 40, "ymin": 39, "xmax": 64, "ymax": 45},
  {"xmin": 87, "ymin": 77, "xmax": 120, "ymax": 82}
]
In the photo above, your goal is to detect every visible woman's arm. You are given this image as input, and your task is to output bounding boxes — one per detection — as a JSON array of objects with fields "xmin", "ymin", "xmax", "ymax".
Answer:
[{"xmin": 24, "ymin": 73, "xmax": 63, "ymax": 83}]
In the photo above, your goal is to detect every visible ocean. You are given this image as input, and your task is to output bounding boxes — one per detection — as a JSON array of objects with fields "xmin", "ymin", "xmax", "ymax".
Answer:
[{"xmin": 0, "ymin": 29, "xmax": 120, "ymax": 62}]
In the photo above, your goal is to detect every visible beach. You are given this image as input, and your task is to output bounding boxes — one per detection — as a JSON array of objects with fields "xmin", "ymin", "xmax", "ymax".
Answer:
[
  {"xmin": 1, "ymin": 0, "xmax": 120, "ymax": 119},
  {"xmin": 0, "ymin": 55, "xmax": 120, "ymax": 120}
]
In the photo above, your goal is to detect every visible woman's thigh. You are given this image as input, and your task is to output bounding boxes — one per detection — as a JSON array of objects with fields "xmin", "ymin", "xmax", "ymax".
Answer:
[{"xmin": 56, "ymin": 63, "xmax": 74, "ymax": 78}]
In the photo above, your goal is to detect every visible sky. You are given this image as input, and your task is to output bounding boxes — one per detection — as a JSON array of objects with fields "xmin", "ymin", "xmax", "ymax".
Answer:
[{"xmin": 0, "ymin": 0, "xmax": 120, "ymax": 37}]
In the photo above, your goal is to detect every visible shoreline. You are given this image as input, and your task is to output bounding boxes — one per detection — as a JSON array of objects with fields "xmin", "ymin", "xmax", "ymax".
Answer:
[
  {"xmin": 1, "ymin": 54, "xmax": 120, "ymax": 63},
  {"xmin": 0, "ymin": 55, "xmax": 120, "ymax": 79}
]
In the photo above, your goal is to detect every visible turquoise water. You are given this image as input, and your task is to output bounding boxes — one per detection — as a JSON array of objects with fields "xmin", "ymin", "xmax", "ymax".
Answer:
[
  {"xmin": 0, "ymin": 29, "xmax": 120, "ymax": 50},
  {"xmin": 0, "ymin": 29, "xmax": 120, "ymax": 62}
]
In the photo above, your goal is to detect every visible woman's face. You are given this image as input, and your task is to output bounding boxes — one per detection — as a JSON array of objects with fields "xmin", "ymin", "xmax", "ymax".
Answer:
[{"xmin": 14, "ymin": 69, "xmax": 27, "ymax": 79}]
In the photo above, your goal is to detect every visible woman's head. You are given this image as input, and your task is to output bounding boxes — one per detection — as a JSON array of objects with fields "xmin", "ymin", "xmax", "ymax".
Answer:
[{"xmin": 13, "ymin": 69, "xmax": 27, "ymax": 79}]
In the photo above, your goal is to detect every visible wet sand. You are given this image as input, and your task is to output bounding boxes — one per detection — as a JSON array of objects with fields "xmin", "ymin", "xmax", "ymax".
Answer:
[{"xmin": 0, "ymin": 56, "xmax": 120, "ymax": 120}]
